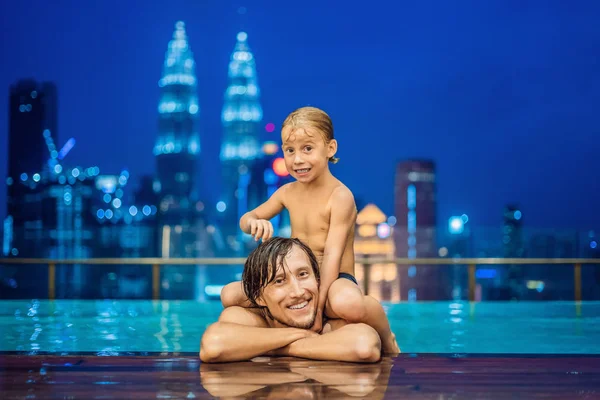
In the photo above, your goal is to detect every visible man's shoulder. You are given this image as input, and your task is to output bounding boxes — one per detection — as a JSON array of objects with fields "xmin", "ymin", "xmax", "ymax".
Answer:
[{"xmin": 219, "ymin": 306, "xmax": 269, "ymax": 327}]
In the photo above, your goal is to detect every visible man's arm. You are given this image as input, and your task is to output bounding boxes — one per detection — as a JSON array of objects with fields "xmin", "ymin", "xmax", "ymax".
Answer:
[
  {"xmin": 275, "ymin": 322, "xmax": 381, "ymax": 363},
  {"xmin": 239, "ymin": 184, "xmax": 288, "ymax": 234},
  {"xmin": 199, "ymin": 306, "xmax": 313, "ymax": 363},
  {"xmin": 314, "ymin": 187, "xmax": 357, "ymax": 330}
]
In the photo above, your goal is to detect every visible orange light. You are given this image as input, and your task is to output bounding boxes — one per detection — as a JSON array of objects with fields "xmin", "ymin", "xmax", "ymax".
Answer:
[
  {"xmin": 272, "ymin": 158, "xmax": 289, "ymax": 177},
  {"xmin": 262, "ymin": 141, "xmax": 279, "ymax": 155}
]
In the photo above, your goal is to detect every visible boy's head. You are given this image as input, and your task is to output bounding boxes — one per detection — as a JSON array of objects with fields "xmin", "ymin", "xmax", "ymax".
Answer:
[
  {"xmin": 242, "ymin": 237, "xmax": 320, "ymax": 328},
  {"xmin": 281, "ymin": 106, "xmax": 339, "ymax": 164}
]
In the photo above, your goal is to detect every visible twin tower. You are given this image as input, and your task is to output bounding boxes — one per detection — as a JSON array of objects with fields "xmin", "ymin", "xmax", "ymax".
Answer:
[{"xmin": 154, "ymin": 22, "xmax": 264, "ymax": 256}]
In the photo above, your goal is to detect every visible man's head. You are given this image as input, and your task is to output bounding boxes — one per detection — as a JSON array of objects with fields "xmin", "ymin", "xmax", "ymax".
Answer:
[{"xmin": 242, "ymin": 237, "xmax": 320, "ymax": 329}]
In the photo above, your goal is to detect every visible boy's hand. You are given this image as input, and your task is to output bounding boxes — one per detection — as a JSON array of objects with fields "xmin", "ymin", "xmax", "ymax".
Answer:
[{"xmin": 248, "ymin": 219, "xmax": 274, "ymax": 242}]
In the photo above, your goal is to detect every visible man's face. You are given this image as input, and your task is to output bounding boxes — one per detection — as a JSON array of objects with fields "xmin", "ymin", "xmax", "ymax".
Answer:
[{"xmin": 257, "ymin": 245, "xmax": 319, "ymax": 329}]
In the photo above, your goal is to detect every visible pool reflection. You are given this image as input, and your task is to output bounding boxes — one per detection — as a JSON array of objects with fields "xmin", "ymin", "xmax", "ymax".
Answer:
[{"xmin": 199, "ymin": 357, "xmax": 394, "ymax": 399}]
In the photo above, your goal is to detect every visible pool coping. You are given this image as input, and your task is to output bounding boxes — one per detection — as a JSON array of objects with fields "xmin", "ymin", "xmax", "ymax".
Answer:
[{"xmin": 2, "ymin": 351, "xmax": 600, "ymax": 357}]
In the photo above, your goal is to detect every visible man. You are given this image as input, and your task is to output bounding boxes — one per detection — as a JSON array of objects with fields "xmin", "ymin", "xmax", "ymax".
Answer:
[{"xmin": 200, "ymin": 237, "xmax": 382, "ymax": 363}]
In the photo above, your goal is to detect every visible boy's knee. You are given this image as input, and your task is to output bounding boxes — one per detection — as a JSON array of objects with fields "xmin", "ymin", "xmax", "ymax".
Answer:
[
  {"xmin": 220, "ymin": 282, "xmax": 239, "ymax": 307},
  {"xmin": 330, "ymin": 289, "xmax": 368, "ymax": 323}
]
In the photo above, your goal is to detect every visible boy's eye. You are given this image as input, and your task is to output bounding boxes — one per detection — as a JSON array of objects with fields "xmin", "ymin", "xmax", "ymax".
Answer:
[
  {"xmin": 304, "ymin": 146, "xmax": 312, "ymax": 151},
  {"xmin": 274, "ymin": 278, "xmax": 284, "ymax": 284},
  {"xmin": 285, "ymin": 148, "xmax": 294, "ymax": 153}
]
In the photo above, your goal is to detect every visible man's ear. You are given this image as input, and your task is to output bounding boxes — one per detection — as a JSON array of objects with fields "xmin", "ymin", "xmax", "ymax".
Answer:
[{"xmin": 327, "ymin": 139, "xmax": 338, "ymax": 159}]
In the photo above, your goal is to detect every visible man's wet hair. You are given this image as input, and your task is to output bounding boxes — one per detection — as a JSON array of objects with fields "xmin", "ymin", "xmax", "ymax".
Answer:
[{"xmin": 242, "ymin": 237, "xmax": 320, "ymax": 307}]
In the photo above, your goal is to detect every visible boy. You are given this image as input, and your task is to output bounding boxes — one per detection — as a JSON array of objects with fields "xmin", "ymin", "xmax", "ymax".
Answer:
[{"xmin": 221, "ymin": 106, "xmax": 399, "ymax": 353}]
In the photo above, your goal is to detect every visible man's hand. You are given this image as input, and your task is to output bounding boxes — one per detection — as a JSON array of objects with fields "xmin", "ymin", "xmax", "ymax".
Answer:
[
  {"xmin": 310, "ymin": 312, "xmax": 324, "ymax": 333},
  {"xmin": 270, "ymin": 329, "xmax": 319, "ymax": 356},
  {"xmin": 248, "ymin": 219, "xmax": 274, "ymax": 242}
]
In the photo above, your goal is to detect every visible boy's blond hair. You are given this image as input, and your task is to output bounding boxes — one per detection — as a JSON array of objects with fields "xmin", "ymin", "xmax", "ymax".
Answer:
[{"xmin": 282, "ymin": 106, "xmax": 339, "ymax": 164}]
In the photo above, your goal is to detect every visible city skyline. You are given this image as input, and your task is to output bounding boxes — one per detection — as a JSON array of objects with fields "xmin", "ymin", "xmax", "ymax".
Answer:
[{"xmin": 1, "ymin": 1, "xmax": 600, "ymax": 231}]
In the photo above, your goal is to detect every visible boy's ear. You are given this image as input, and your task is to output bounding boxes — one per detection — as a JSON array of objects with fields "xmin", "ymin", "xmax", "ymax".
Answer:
[{"xmin": 327, "ymin": 139, "xmax": 338, "ymax": 159}]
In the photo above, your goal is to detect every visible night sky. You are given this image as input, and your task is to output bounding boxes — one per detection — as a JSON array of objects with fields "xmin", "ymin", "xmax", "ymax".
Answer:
[{"xmin": 1, "ymin": 0, "xmax": 599, "ymax": 232}]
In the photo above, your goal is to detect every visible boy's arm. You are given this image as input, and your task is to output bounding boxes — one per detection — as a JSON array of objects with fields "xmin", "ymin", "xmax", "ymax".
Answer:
[
  {"xmin": 275, "ymin": 322, "xmax": 381, "ymax": 363},
  {"xmin": 239, "ymin": 184, "xmax": 288, "ymax": 236},
  {"xmin": 314, "ymin": 187, "xmax": 356, "ymax": 331},
  {"xmin": 200, "ymin": 306, "xmax": 313, "ymax": 363}
]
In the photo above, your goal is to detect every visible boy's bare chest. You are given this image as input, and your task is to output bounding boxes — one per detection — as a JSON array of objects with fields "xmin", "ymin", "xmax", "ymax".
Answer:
[{"xmin": 286, "ymin": 196, "xmax": 331, "ymax": 233}]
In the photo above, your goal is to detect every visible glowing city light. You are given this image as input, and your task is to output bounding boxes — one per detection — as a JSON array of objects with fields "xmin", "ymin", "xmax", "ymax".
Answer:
[
  {"xmin": 449, "ymin": 216, "xmax": 464, "ymax": 234},
  {"xmin": 262, "ymin": 141, "xmax": 278, "ymax": 155},
  {"xmin": 272, "ymin": 158, "xmax": 289, "ymax": 177}
]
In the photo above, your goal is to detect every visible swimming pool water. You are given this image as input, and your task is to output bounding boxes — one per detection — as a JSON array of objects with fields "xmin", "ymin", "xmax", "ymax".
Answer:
[{"xmin": 1, "ymin": 300, "xmax": 598, "ymax": 354}]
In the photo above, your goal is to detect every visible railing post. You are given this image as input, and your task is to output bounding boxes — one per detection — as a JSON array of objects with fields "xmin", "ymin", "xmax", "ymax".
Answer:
[
  {"xmin": 363, "ymin": 261, "xmax": 370, "ymax": 296},
  {"xmin": 152, "ymin": 264, "xmax": 160, "ymax": 300},
  {"xmin": 48, "ymin": 263, "xmax": 55, "ymax": 300},
  {"xmin": 468, "ymin": 264, "xmax": 476, "ymax": 302},
  {"xmin": 574, "ymin": 263, "xmax": 582, "ymax": 302}
]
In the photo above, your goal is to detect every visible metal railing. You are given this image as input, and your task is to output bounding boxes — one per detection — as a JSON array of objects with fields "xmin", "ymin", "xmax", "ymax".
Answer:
[{"xmin": 1, "ymin": 257, "xmax": 597, "ymax": 301}]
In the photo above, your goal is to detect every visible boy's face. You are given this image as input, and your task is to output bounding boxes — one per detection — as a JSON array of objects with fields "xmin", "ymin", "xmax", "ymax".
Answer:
[
  {"xmin": 281, "ymin": 126, "xmax": 337, "ymax": 184},
  {"xmin": 257, "ymin": 245, "xmax": 319, "ymax": 329}
]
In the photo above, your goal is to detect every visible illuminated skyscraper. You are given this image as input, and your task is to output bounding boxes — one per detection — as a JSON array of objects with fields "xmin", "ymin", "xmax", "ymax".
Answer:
[
  {"xmin": 154, "ymin": 22, "xmax": 200, "ymax": 224},
  {"xmin": 503, "ymin": 205, "xmax": 524, "ymax": 258},
  {"xmin": 219, "ymin": 32, "xmax": 263, "ymax": 244},
  {"xmin": 354, "ymin": 204, "xmax": 399, "ymax": 302},
  {"xmin": 154, "ymin": 21, "xmax": 201, "ymax": 257},
  {"xmin": 394, "ymin": 160, "xmax": 447, "ymax": 300},
  {"xmin": 6, "ymin": 80, "xmax": 58, "ymax": 255}
]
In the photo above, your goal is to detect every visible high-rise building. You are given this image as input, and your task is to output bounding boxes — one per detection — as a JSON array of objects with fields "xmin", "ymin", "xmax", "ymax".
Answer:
[
  {"xmin": 7, "ymin": 80, "xmax": 58, "ymax": 184},
  {"xmin": 2, "ymin": 163, "xmax": 99, "ymax": 298},
  {"xmin": 394, "ymin": 160, "xmax": 447, "ymax": 300},
  {"xmin": 218, "ymin": 32, "xmax": 263, "ymax": 249},
  {"xmin": 354, "ymin": 204, "xmax": 399, "ymax": 302},
  {"xmin": 91, "ymin": 173, "xmax": 158, "ymax": 298},
  {"xmin": 6, "ymin": 80, "xmax": 58, "ymax": 251},
  {"xmin": 503, "ymin": 205, "xmax": 524, "ymax": 257},
  {"xmin": 502, "ymin": 205, "xmax": 525, "ymax": 299},
  {"xmin": 154, "ymin": 21, "xmax": 202, "ymax": 258}
]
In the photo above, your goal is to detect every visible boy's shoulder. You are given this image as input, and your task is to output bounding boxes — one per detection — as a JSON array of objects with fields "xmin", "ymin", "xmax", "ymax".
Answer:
[
  {"xmin": 329, "ymin": 181, "xmax": 356, "ymax": 205},
  {"xmin": 276, "ymin": 181, "xmax": 296, "ymax": 198}
]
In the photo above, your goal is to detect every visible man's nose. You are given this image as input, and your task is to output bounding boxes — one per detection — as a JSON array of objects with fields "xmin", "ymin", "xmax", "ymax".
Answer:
[{"xmin": 288, "ymin": 277, "xmax": 304, "ymax": 297}]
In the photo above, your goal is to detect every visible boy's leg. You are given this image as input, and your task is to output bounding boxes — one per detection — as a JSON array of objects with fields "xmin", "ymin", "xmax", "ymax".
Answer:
[
  {"xmin": 326, "ymin": 279, "xmax": 400, "ymax": 354},
  {"xmin": 220, "ymin": 281, "xmax": 253, "ymax": 308}
]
